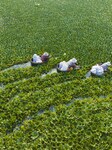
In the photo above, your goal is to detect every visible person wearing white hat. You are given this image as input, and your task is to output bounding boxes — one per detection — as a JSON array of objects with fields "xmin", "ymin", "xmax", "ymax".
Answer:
[
  {"xmin": 58, "ymin": 61, "xmax": 69, "ymax": 71},
  {"xmin": 32, "ymin": 54, "xmax": 42, "ymax": 63},
  {"xmin": 90, "ymin": 61, "xmax": 111, "ymax": 76},
  {"xmin": 58, "ymin": 57, "xmax": 79, "ymax": 72},
  {"xmin": 90, "ymin": 64, "xmax": 104, "ymax": 76}
]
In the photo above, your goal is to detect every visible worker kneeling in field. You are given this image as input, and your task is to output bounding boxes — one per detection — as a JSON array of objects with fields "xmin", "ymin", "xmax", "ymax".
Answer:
[
  {"xmin": 57, "ymin": 58, "xmax": 79, "ymax": 72},
  {"xmin": 90, "ymin": 62, "xmax": 111, "ymax": 76},
  {"xmin": 32, "ymin": 52, "xmax": 49, "ymax": 64}
]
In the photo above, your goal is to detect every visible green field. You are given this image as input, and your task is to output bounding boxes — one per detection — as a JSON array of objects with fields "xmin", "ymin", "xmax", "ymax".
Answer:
[{"xmin": 0, "ymin": 0, "xmax": 112, "ymax": 149}]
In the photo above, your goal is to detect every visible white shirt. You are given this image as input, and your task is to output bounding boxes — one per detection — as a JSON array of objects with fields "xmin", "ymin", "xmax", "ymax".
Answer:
[
  {"xmin": 90, "ymin": 64, "xmax": 104, "ymax": 76},
  {"xmin": 33, "ymin": 54, "xmax": 42, "ymax": 63},
  {"xmin": 58, "ymin": 61, "xmax": 68, "ymax": 71}
]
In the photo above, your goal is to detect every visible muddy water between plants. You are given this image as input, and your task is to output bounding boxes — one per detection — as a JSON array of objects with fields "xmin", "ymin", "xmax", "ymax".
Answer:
[
  {"xmin": 2, "ymin": 61, "xmax": 58, "ymax": 76},
  {"xmin": 26, "ymin": 94, "xmax": 110, "ymax": 117},
  {"xmin": 26, "ymin": 95, "xmax": 110, "ymax": 116},
  {"xmin": 0, "ymin": 83, "xmax": 5, "ymax": 90},
  {"xmin": 41, "ymin": 68, "xmax": 58, "ymax": 78},
  {"xmin": 85, "ymin": 71, "xmax": 91, "ymax": 78},
  {"xmin": 10, "ymin": 94, "xmax": 110, "ymax": 134},
  {"xmin": 3, "ymin": 62, "xmax": 31, "ymax": 72},
  {"xmin": 2, "ymin": 61, "xmax": 90, "ymax": 78}
]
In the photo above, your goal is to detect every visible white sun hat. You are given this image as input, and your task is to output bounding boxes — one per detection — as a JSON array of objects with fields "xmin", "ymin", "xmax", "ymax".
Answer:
[
  {"xmin": 43, "ymin": 52, "xmax": 49, "ymax": 56},
  {"xmin": 67, "ymin": 58, "xmax": 77, "ymax": 66},
  {"xmin": 33, "ymin": 54, "xmax": 38, "ymax": 58}
]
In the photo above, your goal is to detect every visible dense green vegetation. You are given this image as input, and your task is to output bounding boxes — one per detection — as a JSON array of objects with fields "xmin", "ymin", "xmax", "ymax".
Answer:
[
  {"xmin": 0, "ymin": 96, "xmax": 112, "ymax": 149},
  {"xmin": 1, "ymin": 0, "xmax": 112, "ymax": 70},
  {"xmin": 0, "ymin": 0, "xmax": 112, "ymax": 149}
]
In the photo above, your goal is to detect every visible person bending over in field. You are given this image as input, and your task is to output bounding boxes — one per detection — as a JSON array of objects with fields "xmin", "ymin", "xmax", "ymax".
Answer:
[
  {"xmin": 57, "ymin": 58, "xmax": 80, "ymax": 72},
  {"xmin": 32, "ymin": 54, "xmax": 42, "ymax": 63},
  {"xmin": 67, "ymin": 58, "xmax": 79, "ymax": 69},
  {"xmin": 32, "ymin": 52, "xmax": 49, "ymax": 63},
  {"xmin": 90, "ymin": 61, "xmax": 111, "ymax": 76},
  {"xmin": 57, "ymin": 61, "xmax": 68, "ymax": 71},
  {"xmin": 41, "ymin": 52, "xmax": 49, "ymax": 62}
]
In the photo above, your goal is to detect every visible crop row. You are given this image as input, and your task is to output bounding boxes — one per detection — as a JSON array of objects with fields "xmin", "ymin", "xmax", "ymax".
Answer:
[
  {"xmin": 0, "ymin": 66, "xmax": 112, "ymax": 104},
  {"xmin": 1, "ymin": 61, "xmax": 112, "ymax": 86},
  {"xmin": 0, "ymin": 67, "xmax": 90, "ymax": 103},
  {"xmin": 0, "ymin": 95, "xmax": 112, "ymax": 149},
  {"xmin": 1, "ymin": 76, "xmax": 112, "ymax": 134},
  {"xmin": 0, "ymin": 57, "xmax": 62, "ymax": 84}
]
